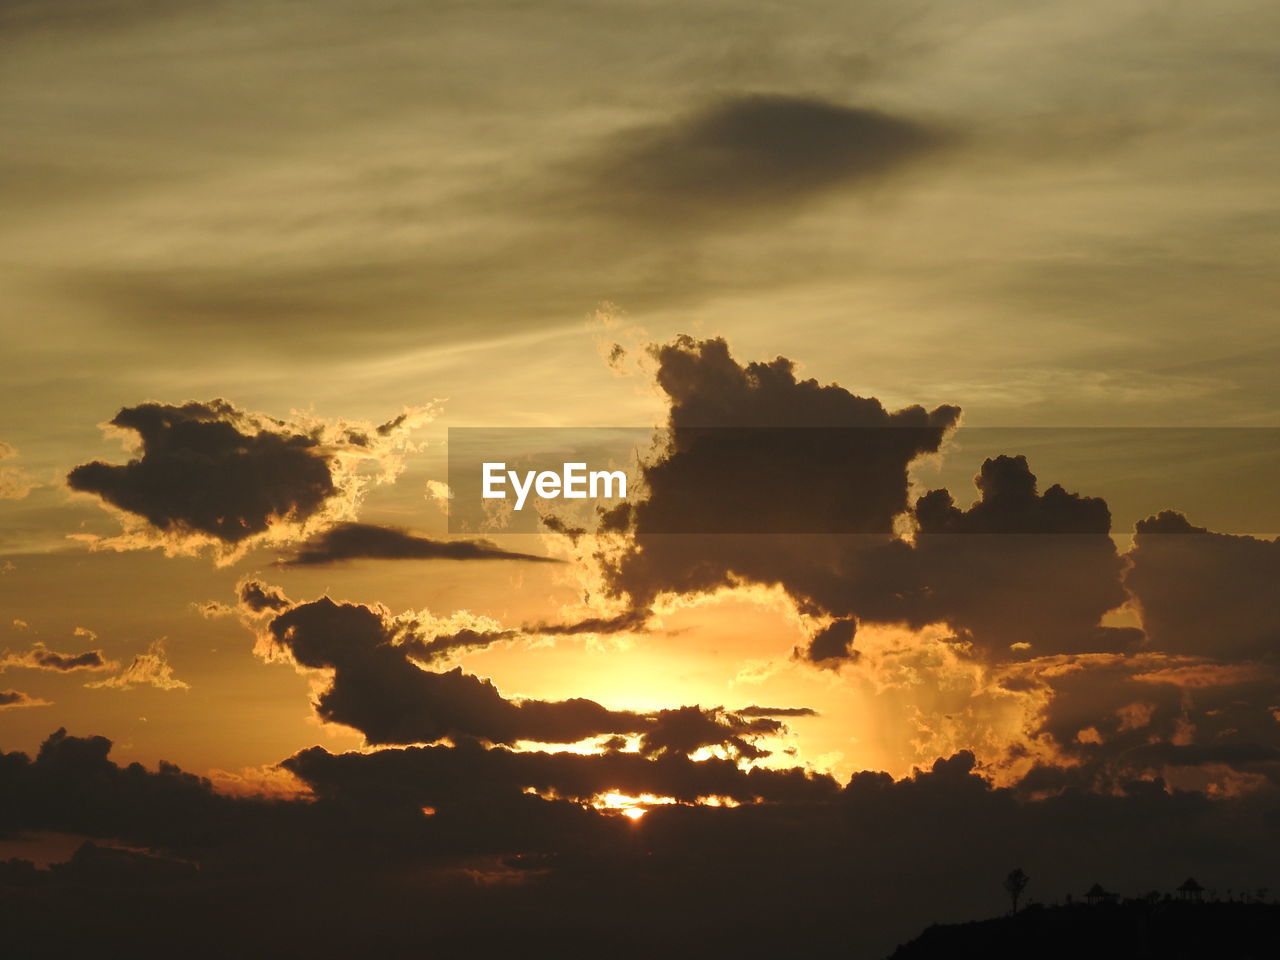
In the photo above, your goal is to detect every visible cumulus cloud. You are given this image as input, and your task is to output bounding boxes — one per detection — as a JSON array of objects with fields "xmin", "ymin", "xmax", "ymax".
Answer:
[
  {"xmin": 600, "ymin": 335, "xmax": 960, "ymax": 609},
  {"xmin": 0, "ymin": 641, "xmax": 117, "ymax": 673},
  {"xmin": 277, "ymin": 522, "xmax": 560, "ymax": 566},
  {"xmin": 66, "ymin": 399, "xmax": 433, "ymax": 563},
  {"xmin": 592, "ymin": 337, "xmax": 1145, "ymax": 667},
  {"xmin": 908, "ymin": 454, "xmax": 1133, "ymax": 657},
  {"xmin": 86, "ymin": 640, "xmax": 188, "ymax": 691},
  {"xmin": 1126, "ymin": 511, "xmax": 1280, "ymax": 661}
]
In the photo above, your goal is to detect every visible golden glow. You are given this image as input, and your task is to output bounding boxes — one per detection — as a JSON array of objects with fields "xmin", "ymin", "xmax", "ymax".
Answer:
[
  {"xmin": 589, "ymin": 790, "xmax": 676, "ymax": 818},
  {"xmin": 509, "ymin": 735, "xmax": 640, "ymax": 756}
]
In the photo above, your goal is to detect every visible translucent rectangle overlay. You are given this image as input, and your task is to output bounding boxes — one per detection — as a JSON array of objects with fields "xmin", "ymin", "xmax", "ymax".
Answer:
[{"xmin": 445, "ymin": 427, "xmax": 1280, "ymax": 536}]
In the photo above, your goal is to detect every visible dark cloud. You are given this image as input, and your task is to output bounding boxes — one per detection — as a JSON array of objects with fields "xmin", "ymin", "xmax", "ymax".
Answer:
[
  {"xmin": 1007, "ymin": 652, "xmax": 1280, "ymax": 789},
  {"xmin": 277, "ymin": 521, "xmax": 562, "ymax": 566},
  {"xmin": 908, "ymin": 455, "xmax": 1131, "ymax": 657},
  {"xmin": 66, "ymin": 399, "xmax": 424, "ymax": 559},
  {"xmin": 1, "ymin": 642, "xmax": 115, "ymax": 672},
  {"xmin": 283, "ymin": 737, "xmax": 837, "ymax": 810},
  {"xmin": 581, "ymin": 94, "xmax": 946, "ymax": 229},
  {"xmin": 265, "ymin": 596, "xmax": 636, "ymax": 745},
  {"xmin": 237, "ymin": 578, "xmax": 291, "ymax": 615},
  {"xmin": 522, "ymin": 607, "xmax": 650, "ymax": 636},
  {"xmin": 637, "ymin": 705, "xmax": 783, "ymax": 761},
  {"xmin": 261, "ymin": 596, "xmax": 781, "ymax": 756},
  {"xmin": 805, "ymin": 618, "xmax": 858, "ymax": 663},
  {"xmin": 0, "ymin": 689, "xmax": 49, "ymax": 709},
  {"xmin": 5, "ymin": 727, "xmax": 1280, "ymax": 960},
  {"xmin": 411, "ymin": 607, "xmax": 649, "ymax": 665},
  {"xmin": 1127, "ymin": 511, "xmax": 1280, "ymax": 660},
  {"xmin": 409, "ymin": 626, "xmax": 519, "ymax": 664},
  {"xmin": 601, "ymin": 335, "xmax": 960, "ymax": 608},
  {"xmin": 68, "ymin": 400, "xmax": 335, "ymax": 544},
  {"xmin": 735, "ymin": 705, "xmax": 819, "ymax": 718},
  {"xmin": 594, "ymin": 339, "xmax": 1146, "ymax": 665}
]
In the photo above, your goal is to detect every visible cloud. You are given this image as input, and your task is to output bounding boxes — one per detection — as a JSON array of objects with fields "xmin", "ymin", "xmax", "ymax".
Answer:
[
  {"xmin": 283, "ymin": 737, "xmax": 838, "ymax": 810},
  {"xmin": 600, "ymin": 335, "xmax": 960, "ymax": 609},
  {"xmin": 1000, "ymin": 650, "xmax": 1280, "ymax": 790},
  {"xmin": 261, "ymin": 595, "xmax": 649, "ymax": 746},
  {"xmin": 256, "ymin": 593, "xmax": 793, "ymax": 759},
  {"xmin": 736, "ymin": 705, "xmax": 819, "ymax": 718},
  {"xmin": 86, "ymin": 640, "xmax": 188, "ymax": 691},
  {"xmin": 804, "ymin": 618, "xmax": 858, "ymax": 663},
  {"xmin": 637, "ymin": 705, "xmax": 782, "ymax": 761},
  {"xmin": 404, "ymin": 607, "xmax": 649, "ymax": 665},
  {"xmin": 577, "ymin": 94, "xmax": 947, "ymax": 230},
  {"xmin": 1126, "ymin": 511, "xmax": 1280, "ymax": 661},
  {"xmin": 277, "ymin": 522, "xmax": 561, "ymax": 566},
  {"xmin": 592, "ymin": 337, "xmax": 1144, "ymax": 665},
  {"xmin": 66, "ymin": 399, "xmax": 432, "ymax": 563},
  {"xmin": 0, "ymin": 641, "xmax": 117, "ymax": 673},
  {"xmin": 0, "ymin": 440, "xmax": 39, "ymax": 500},
  {"xmin": 522, "ymin": 607, "xmax": 650, "ymax": 636},
  {"xmin": 0, "ymin": 689, "xmax": 50, "ymax": 710},
  {"xmin": 907, "ymin": 454, "xmax": 1132, "ymax": 657},
  {"xmin": 237, "ymin": 579, "xmax": 292, "ymax": 615}
]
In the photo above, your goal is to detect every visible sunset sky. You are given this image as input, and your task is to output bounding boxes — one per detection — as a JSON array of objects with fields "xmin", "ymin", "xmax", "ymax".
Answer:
[{"xmin": 2, "ymin": 3, "xmax": 1279, "ymax": 955}]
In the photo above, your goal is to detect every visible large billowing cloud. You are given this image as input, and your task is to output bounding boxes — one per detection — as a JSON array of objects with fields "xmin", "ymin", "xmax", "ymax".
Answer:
[
  {"xmin": 908, "ymin": 454, "xmax": 1133, "ymax": 657},
  {"xmin": 1007, "ymin": 651, "xmax": 1280, "ymax": 792},
  {"xmin": 278, "ymin": 521, "xmax": 560, "ymax": 566},
  {"xmin": 596, "ymin": 336, "xmax": 1132, "ymax": 660},
  {"xmin": 600, "ymin": 335, "xmax": 961, "ymax": 610},
  {"xmin": 1126, "ymin": 511, "xmax": 1280, "ymax": 660},
  {"xmin": 67, "ymin": 399, "xmax": 431, "ymax": 563},
  {"xmin": 571, "ymin": 335, "xmax": 1280, "ymax": 796}
]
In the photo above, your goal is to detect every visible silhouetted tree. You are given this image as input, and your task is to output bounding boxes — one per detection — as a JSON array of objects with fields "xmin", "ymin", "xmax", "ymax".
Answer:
[{"xmin": 1003, "ymin": 867, "xmax": 1030, "ymax": 914}]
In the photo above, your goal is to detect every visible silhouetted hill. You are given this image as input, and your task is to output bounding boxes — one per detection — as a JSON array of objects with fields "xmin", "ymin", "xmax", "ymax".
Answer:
[{"xmin": 889, "ymin": 900, "xmax": 1280, "ymax": 959}]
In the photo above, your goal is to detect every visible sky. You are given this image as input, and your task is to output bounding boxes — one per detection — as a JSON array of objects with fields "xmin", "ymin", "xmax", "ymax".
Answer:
[{"xmin": 2, "ymin": 2, "xmax": 1279, "ymax": 955}]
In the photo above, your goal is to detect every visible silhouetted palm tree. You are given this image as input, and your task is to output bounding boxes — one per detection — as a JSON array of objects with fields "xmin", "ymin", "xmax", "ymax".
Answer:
[{"xmin": 1003, "ymin": 867, "xmax": 1030, "ymax": 914}]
